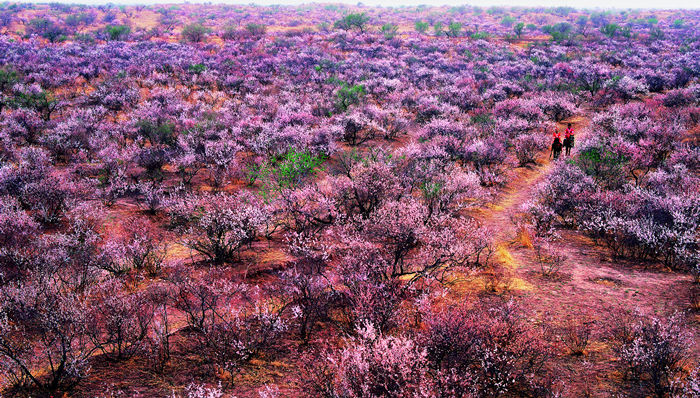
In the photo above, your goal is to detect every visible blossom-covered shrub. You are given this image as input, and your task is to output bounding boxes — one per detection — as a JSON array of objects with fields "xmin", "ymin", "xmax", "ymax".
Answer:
[
  {"xmin": 332, "ymin": 237, "xmax": 405, "ymax": 332},
  {"xmin": 531, "ymin": 161, "xmax": 596, "ymax": 225},
  {"xmin": 183, "ymin": 192, "xmax": 270, "ymax": 265},
  {"xmin": 321, "ymin": 322, "xmax": 431, "ymax": 398},
  {"xmin": 616, "ymin": 313, "xmax": 694, "ymax": 398},
  {"xmin": 88, "ymin": 279, "xmax": 155, "ymax": 360},
  {"xmin": 0, "ymin": 195, "xmax": 39, "ymax": 282},
  {"xmin": 514, "ymin": 133, "xmax": 547, "ymax": 166},
  {"xmin": 607, "ymin": 76, "xmax": 649, "ymax": 100},
  {"xmin": 461, "ymin": 138, "xmax": 509, "ymax": 186},
  {"xmin": 278, "ymin": 258, "xmax": 334, "ymax": 342},
  {"xmin": 103, "ymin": 217, "xmax": 168, "ymax": 276},
  {"xmin": 0, "ymin": 278, "xmax": 93, "ymax": 393},
  {"xmin": 419, "ymin": 300, "xmax": 551, "ymax": 397},
  {"xmin": 199, "ymin": 285, "xmax": 284, "ymax": 378}
]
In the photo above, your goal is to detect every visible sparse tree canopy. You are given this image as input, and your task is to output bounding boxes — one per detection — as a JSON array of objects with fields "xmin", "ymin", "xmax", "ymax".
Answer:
[
  {"xmin": 334, "ymin": 12, "xmax": 370, "ymax": 32},
  {"xmin": 245, "ymin": 22, "xmax": 266, "ymax": 37},
  {"xmin": 181, "ymin": 22, "xmax": 210, "ymax": 42},
  {"xmin": 105, "ymin": 24, "xmax": 130, "ymax": 41},
  {"xmin": 514, "ymin": 21, "xmax": 525, "ymax": 38},
  {"xmin": 415, "ymin": 20, "xmax": 429, "ymax": 33},
  {"xmin": 381, "ymin": 23, "xmax": 398, "ymax": 39},
  {"xmin": 446, "ymin": 21, "xmax": 462, "ymax": 37},
  {"xmin": 601, "ymin": 22, "xmax": 620, "ymax": 38},
  {"xmin": 28, "ymin": 17, "xmax": 66, "ymax": 42}
]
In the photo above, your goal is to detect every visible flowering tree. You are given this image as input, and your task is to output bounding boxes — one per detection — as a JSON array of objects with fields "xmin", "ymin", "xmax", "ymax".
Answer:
[
  {"xmin": 0, "ymin": 196, "xmax": 38, "ymax": 283},
  {"xmin": 330, "ymin": 152, "xmax": 403, "ymax": 219},
  {"xmin": 514, "ymin": 133, "xmax": 547, "ymax": 166},
  {"xmin": 103, "ymin": 217, "xmax": 168, "ymax": 276},
  {"xmin": 420, "ymin": 300, "xmax": 550, "ymax": 397},
  {"xmin": 322, "ymin": 322, "xmax": 431, "ymax": 397},
  {"xmin": 183, "ymin": 192, "xmax": 270, "ymax": 265},
  {"xmin": 617, "ymin": 313, "xmax": 694, "ymax": 398},
  {"xmin": 87, "ymin": 279, "xmax": 155, "ymax": 360},
  {"xmin": 278, "ymin": 259, "xmax": 335, "ymax": 342},
  {"xmin": 0, "ymin": 278, "xmax": 95, "ymax": 393}
]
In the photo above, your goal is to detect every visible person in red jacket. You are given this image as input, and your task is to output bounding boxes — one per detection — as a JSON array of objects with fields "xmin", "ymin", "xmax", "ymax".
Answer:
[
  {"xmin": 550, "ymin": 128, "xmax": 563, "ymax": 160},
  {"xmin": 552, "ymin": 128, "xmax": 562, "ymax": 140},
  {"xmin": 563, "ymin": 123, "xmax": 575, "ymax": 156}
]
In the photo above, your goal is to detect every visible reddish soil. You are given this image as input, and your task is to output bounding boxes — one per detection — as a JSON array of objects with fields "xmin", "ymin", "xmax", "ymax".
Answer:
[
  {"xmin": 469, "ymin": 113, "xmax": 700, "ymax": 397},
  {"xmin": 68, "ymin": 111, "xmax": 700, "ymax": 398}
]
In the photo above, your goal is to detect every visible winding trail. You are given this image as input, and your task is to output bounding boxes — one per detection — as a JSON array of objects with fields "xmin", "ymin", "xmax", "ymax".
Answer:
[
  {"xmin": 476, "ymin": 114, "xmax": 590, "ymax": 258},
  {"xmin": 466, "ymin": 114, "xmax": 699, "ymax": 397}
]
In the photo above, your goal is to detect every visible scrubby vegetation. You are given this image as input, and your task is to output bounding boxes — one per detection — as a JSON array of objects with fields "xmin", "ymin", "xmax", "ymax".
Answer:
[{"xmin": 0, "ymin": 2, "xmax": 698, "ymax": 397}]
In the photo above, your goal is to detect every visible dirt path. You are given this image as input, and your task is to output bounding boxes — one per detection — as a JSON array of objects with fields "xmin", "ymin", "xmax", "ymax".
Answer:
[
  {"xmin": 466, "ymin": 114, "xmax": 699, "ymax": 397},
  {"xmin": 476, "ymin": 114, "xmax": 589, "ymax": 246}
]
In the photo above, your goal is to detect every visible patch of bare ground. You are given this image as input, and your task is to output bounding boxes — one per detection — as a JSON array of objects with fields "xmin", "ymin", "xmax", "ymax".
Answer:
[
  {"xmin": 60, "ymin": 109, "xmax": 699, "ymax": 398},
  {"xmin": 466, "ymin": 113, "xmax": 700, "ymax": 397}
]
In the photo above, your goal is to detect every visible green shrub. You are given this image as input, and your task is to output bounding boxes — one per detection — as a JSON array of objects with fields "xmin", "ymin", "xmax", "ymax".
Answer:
[
  {"xmin": 105, "ymin": 24, "xmax": 130, "ymax": 41},
  {"xmin": 619, "ymin": 25, "xmax": 633, "ymax": 38},
  {"xmin": 188, "ymin": 63, "xmax": 207, "ymax": 74},
  {"xmin": 245, "ymin": 23, "xmax": 266, "ymax": 37},
  {"xmin": 649, "ymin": 26, "xmax": 664, "ymax": 40},
  {"xmin": 11, "ymin": 88, "xmax": 58, "ymax": 121},
  {"xmin": 220, "ymin": 24, "xmax": 238, "ymax": 40},
  {"xmin": 335, "ymin": 82, "xmax": 365, "ymax": 111},
  {"xmin": 471, "ymin": 113, "xmax": 494, "ymax": 126},
  {"xmin": 514, "ymin": 22, "xmax": 525, "ymax": 38},
  {"xmin": 470, "ymin": 31, "xmax": 490, "ymax": 40},
  {"xmin": 381, "ymin": 23, "xmax": 398, "ymax": 39},
  {"xmin": 136, "ymin": 119, "xmax": 177, "ymax": 147},
  {"xmin": 414, "ymin": 20, "xmax": 429, "ymax": 33},
  {"xmin": 0, "ymin": 67, "xmax": 18, "ymax": 92},
  {"xmin": 486, "ymin": 6, "xmax": 504, "ymax": 15},
  {"xmin": 74, "ymin": 32, "xmax": 95, "ymax": 43},
  {"xmin": 334, "ymin": 12, "xmax": 369, "ymax": 33},
  {"xmin": 181, "ymin": 23, "xmax": 210, "ymax": 42},
  {"xmin": 600, "ymin": 23, "xmax": 619, "ymax": 38},
  {"xmin": 576, "ymin": 143, "xmax": 628, "ymax": 190},
  {"xmin": 28, "ymin": 18, "xmax": 65, "ymax": 42},
  {"xmin": 433, "ymin": 21, "xmax": 443, "ymax": 36},
  {"xmin": 501, "ymin": 15, "xmax": 515, "ymax": 27},
  {"xmin": 447, "ymin": 21, "xmax": 462, "ymax": 37},
  {"xmin": 543, "ymin": 22, "xmax": 573, "ymax": 42},
  {"xmin": 248, "ymin": 149, "xmax": 326, "ymax": 202},
  {"xmin": 0, "ymin": 67, "xmax": 18, "ymax": 112},
  {"xmin": 316, "ymin": 22, "xmax": 330, "ymax": 32}
]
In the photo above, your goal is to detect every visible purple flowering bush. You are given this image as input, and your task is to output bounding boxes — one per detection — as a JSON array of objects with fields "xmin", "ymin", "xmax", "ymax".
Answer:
[{"xmin": 0, "ymin": 3, "xmax": 697, "ymax": 397}]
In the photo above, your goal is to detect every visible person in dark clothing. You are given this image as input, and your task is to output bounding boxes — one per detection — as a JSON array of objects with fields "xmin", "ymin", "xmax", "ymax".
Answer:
[
  {"xmin": 550, "ymin": 131, "xmax": 563, "ymax": 160},
  {"xmin": 563, "ymin": 123, "xmax": 574, "ymax": 156}
]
